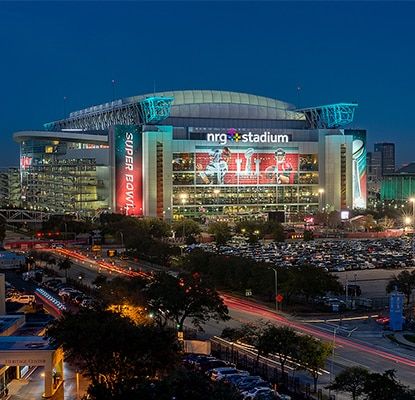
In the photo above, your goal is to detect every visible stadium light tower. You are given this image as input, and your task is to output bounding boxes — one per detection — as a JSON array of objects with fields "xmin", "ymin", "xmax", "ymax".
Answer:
[{"xmin": 410, "ymin": 198, "xmax": 415, "ymax": 231}]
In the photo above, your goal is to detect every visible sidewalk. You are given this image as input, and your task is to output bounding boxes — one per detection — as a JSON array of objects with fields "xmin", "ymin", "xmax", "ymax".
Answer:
[{"xmin": 394, "ymin": 332, "xmax": 415, "ymax": 349}]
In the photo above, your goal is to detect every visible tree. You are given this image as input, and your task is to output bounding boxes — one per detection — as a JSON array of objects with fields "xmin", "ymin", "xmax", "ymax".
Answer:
[
  {"xmin": 172, "ymin": 219, "xmax": 201, "ymax": 242},
  {"xmin": 296, "ymin": 335, "xmax": 332, "ymax": 392},
  {"xmin": 208, "ymin": 222, "xmax": 232, "ymax": 247},
  {"xmin": 146, "ymin": 272, "xmax": 229, "ymax": 332},
  {"xmin": 58, "ymin": 257, "xmax": 72, "ymax": 279},
  {"xmin": 155, "ymin": 367, "xmax": 243, "ymax": 400},
  {"xmin": 144, "ymin": 217, "xmax": 171, "ymax": 238},
  {"xmin": 363, "ymin": 369, "xmax": 412, "ymax": 400},
  {"xmin": 279, "ymin": 264, "xmax": 342, "ymax": 304},
  {"xmin": 269, "ymin": 221, "xmax": 285, "ymax": 242},
  {"xmin": 0, "ymin": 218, "xmax": 5, "ymax": 243},
  {"xmin": 260, "ymin": 325, "xmax": 299, "ymax": 376},
  {"xmin": 47, "ymin": 309, "xmax": 180, "ymax": 400},
  {"xmin": 327, "ymin": 366, "xmax": 370, "ymax": 400},
  {"xmin": 303, "ymin": 229, "xmax": 314, "ymax": 241},
  {"xmin": 386, "ymin": 270, "xmax": 415, "ymax": 305},
  {"xmin": 92, "ymin": 274, "xmax": 108, "ymax": 288}
]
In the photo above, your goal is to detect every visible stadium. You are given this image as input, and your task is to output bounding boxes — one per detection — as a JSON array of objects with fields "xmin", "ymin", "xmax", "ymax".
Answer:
[{"xmin": 13, "ymin": 90, "xmax": 367, "ymax": 220}]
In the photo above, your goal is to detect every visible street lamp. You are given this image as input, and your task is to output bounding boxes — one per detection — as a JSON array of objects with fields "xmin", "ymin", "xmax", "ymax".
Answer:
[
  {"xmin": 410, "ymin": 198, "xmax": 415, "ymax": 231},
  {"xmin": 118, "ymin": 231, "xmax": 124, "ymax": 248},
  {"xmin": 269, "ymin": 267, "xmax": 278, "ymax": 311},
  {"xmin": 213, "ymin": 188, "xmax": 220, "ymax": 216},
  {"xmin": 318, "ymin": 188, "xmax": 325, "ymax": 211},
  {"xmin": 329, "ymin": 326, "xmax": 340, "ymax": 387}
]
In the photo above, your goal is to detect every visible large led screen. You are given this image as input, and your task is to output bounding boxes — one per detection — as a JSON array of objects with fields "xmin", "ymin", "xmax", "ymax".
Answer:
[{"xmin": 194, "ymin": 146, "xmax": 299, "ymax": 185}]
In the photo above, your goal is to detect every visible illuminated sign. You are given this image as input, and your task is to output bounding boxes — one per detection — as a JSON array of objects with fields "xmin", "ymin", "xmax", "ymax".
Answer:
[
  {"xmin": 340, "ymin": 211, "xmax": 350, "ymax": 220},
  {"xmin": 112, "ymin": 125, "xmax": 143, "ymax": 216},
  {"xmin": 207, "ymin": 128, "xmax": 289, "ymax": 145},
  {"xmin": 351, "ymin": 130, "xmax": 367, "ymax": 209},
  {"xmin": 20, "ymin": 156, "xmax": 32, "ymax": 170}
]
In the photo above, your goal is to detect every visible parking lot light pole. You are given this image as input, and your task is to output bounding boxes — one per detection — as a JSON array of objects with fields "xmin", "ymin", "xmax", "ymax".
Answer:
[
  {"xmin": 410, "ymin": 198, "xmax": 415, "ymax": 231},
  {"xmin": 270, "ymin": 267, "xmax": 278, "ymax": 311},
  {"xmin": 330, "ymin": 326, "xmax": 340, "ymax": 386}
]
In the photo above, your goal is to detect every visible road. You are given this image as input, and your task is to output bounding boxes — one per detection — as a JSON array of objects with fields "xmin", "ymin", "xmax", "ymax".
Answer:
[{"xmin": 40, "ymin": 249, "xmax": 415, "ymax": 393}]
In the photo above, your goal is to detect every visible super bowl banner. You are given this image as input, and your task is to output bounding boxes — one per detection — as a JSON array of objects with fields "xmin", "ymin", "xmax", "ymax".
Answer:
[
  {"xmin": 351, "ymin": 130, "xmax": 367, "ymax": 209},
  {"xmin": 194, "ymin": 146, "xmax": 299, "ymax": 185},
  {"xmin": 111, "ymin": 125, "xmax": 143, "ymax": 216}
]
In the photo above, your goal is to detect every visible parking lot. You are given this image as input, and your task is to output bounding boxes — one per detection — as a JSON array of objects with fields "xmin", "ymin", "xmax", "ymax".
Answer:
[{"xmin": 193, "ymin": 237, "xmax": 414, "ymax": 273}]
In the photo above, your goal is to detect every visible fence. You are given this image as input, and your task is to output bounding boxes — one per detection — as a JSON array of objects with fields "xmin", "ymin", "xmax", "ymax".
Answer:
[{"xmin": 210, "ymin": 337, "xmax": 337, "ymax": 400}]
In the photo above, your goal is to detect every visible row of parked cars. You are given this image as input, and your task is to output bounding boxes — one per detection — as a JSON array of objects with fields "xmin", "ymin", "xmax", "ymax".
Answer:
[
  {"xmin": 183, "ymin": 354, "xmax": 290, "ymax": 400},
  {"xmin": 42, "ymin": 279, "xmax": 96, "ymax": 309},
  {"xmin": 192, "ymin": 238, "xmax": 414, "ymax": 273}
]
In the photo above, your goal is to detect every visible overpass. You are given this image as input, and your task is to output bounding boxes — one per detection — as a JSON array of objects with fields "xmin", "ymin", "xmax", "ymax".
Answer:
[{"xmin": 0, "ymin": 209, "xmax": 50, "ymax": 224}]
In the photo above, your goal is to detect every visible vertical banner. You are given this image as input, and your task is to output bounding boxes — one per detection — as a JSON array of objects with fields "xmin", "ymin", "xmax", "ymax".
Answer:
[
  {"xmin": 389, "ymin": 291, "xmax": 404, "ymax": 331},
  {"xmin": 111, "ymin": 125, "xmax": 143, "ymax": 216},
  {"xmin": 351, "ymin": 130, "xmax": 367, "ymax": 209}
]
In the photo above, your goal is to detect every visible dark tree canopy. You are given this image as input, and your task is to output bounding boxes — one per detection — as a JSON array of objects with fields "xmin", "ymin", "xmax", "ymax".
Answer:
[
  {"xmin": 47, "ymin": 309, "xmax": 180, "ymax": 400},
  {"xmin": 146, "ymin": 272, "xmax": 229, "ymax": 331}
]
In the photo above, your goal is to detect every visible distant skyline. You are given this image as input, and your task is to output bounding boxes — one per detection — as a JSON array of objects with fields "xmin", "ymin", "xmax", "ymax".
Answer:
[{"xmin": 1, "ymin": 1, "xmax": 415, "ymax": 167}]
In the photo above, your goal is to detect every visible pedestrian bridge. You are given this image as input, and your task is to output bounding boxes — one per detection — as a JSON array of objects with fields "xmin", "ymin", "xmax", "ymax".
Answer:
[{"xmin": 0, "ymin": 209, "xmax": 50, "ymax": 224}]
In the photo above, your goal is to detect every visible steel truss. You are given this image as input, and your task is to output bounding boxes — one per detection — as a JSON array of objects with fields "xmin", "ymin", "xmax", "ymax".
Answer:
[
  {"xmin": 296, "ymin": 103, "xmax": 357, "ymax": 129},
  {"xmin": 0, "ymin": 209, "xmax": 50, "ymax": 223},
  {"xmin": 44, "ymin": 96, "xmax": 174, "ymax": 131}
]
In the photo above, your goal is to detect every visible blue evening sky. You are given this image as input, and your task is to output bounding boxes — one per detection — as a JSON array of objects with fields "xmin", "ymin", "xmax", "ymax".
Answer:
[{"xmin": 1, "ymin": 1, "xmax": 414, "ymax": 167}]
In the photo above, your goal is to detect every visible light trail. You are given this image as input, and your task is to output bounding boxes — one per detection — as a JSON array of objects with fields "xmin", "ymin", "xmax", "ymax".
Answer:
[
  {"xmin": 222, "ymin": 294, "xmax": 415, "ymax": 369},
  {"xmin": 53, "ymin": 249, "xmax": 149, "ymax": 278}
]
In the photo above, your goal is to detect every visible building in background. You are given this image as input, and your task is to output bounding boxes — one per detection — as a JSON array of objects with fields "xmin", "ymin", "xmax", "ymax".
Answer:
[
  {"xmin": 367, "ymin": 142, "xmax": 396, "ymax": 205},
  {"xmin": 0, "ymin": 168, "xmax": 21, "ymax": 208},
  {"xmin": 13, "ymin": 90, "xmax": 366, "ymax": 220},
  {"xmin": 374, "ymin": 142, "xmax": 395, "ymax": 175},
  {"xmin": 381, "ymin": 162, "xmax": 415, "ymax": 202}
]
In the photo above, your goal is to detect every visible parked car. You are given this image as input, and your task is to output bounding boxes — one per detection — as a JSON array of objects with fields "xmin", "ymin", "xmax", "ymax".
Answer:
[{"xmin": 208, "ymin": 367, "xmax": 249, "ymax": 381}]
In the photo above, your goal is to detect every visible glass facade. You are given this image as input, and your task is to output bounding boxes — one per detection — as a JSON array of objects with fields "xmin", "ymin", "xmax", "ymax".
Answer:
[
  {"xmin": 20, "ymin": 139, "xmax": 110, "ymax": 214},
  {"xmin": 171, "ymin": 148, "xmax": 319, "ymax": 219}
]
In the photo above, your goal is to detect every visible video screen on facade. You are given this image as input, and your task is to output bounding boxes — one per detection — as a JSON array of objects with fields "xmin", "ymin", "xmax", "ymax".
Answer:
[{"xmin": 193, "ymin": 146, "xmax": 299, "ymax": 185}]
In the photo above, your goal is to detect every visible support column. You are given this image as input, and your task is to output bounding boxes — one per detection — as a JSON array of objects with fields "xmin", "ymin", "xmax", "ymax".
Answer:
[
  {"xmin": 43, "ymin": 359, "xmax": 54, "ymax": 398},
  {"xmin": 0, "ymin": 274, "xmax": 6, "ymax": 315}
]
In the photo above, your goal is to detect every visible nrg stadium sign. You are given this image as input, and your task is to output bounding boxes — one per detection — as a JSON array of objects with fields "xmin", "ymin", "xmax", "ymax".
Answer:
[{"xmin": 207, "ymin": 128, "xmax": 290, "ymax": 145}]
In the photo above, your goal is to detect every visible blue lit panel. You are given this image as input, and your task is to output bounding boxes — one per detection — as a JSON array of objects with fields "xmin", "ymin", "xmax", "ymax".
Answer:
[
  {"xmin": 296, "ymin": 103, "xmax": 358, "ymax": 129},
  {"xmin": 138, "ymin": 97, "xmax": 174, "ymax": 124}
]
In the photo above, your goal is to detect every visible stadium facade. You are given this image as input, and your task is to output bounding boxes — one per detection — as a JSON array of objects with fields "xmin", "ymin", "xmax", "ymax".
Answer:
[{"xmin": 13, "ymin": 90, "xmax": 367, "ymax": 220}]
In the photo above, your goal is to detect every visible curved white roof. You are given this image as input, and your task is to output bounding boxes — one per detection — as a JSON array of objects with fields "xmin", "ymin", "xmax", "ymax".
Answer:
[{"xmin": 70, "ymin": 90, "xmax": 305, "ymax": 121}]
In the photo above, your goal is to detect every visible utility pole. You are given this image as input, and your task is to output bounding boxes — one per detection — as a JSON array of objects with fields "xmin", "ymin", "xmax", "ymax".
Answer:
[{"xmin": 269, "ymin": 267, "xmax": 278, "ymax": 311}]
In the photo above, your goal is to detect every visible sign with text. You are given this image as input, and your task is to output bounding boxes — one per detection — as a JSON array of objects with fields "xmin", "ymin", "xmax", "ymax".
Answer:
[{"xmin": 112, "ymin": 125, "xmax": 143, "ymax": 216}]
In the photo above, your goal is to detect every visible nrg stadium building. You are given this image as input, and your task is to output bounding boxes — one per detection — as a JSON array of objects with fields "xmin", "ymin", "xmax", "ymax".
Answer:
[{"xmin": 13, "ymin": 90, "xmax": 367, "ymax": 220}]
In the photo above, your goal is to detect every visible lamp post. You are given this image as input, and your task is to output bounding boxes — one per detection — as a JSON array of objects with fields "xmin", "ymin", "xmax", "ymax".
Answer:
[
  {"xmin": 410, "ymin": 198, "xmax": 415, "ymax": 232},
  {"xmin": 213, "ymin": 188, "xmax": 220, "ymax": 217},
  {"xmin": 330, "ymin": 326, "xmax": 340, "ymax": 387},
  {"xmin": 318, "ymin": 188, "xmax": 325, "ymax": 211},
  {"xmin": 270, "ymin": 267, "xmax": 278, "ymax": 311},
  {"xmin": 119, "ymin": 231, "xmax": 124, "ymax": 248},
  {"xmin": 179, "ymin": 193, "xmax": 188, "ymax": 239}
]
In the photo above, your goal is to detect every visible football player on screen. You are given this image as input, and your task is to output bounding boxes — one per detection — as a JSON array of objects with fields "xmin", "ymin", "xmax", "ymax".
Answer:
[{"xmin": 265, "ymin": 148, "xmax": 293, "ymax": 184}]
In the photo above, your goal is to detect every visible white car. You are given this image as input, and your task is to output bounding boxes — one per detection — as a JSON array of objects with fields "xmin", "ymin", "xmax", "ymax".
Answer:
[
  {"xmin": 241, "ymin": 387, "xmax": 274, "ymax": 399},
  {"xmin": 209, "ymin": 367, "xmax": 249, "ymax": 381}
]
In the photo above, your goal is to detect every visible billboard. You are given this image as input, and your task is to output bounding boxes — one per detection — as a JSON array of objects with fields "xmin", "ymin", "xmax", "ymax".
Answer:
[
  {"xmin": 194, "ymin": 146, "xmax": 299, "ymax": 185},
  {"xmin": 351, "ymin": 130, "xmax": 367, "ymax": 209},
  {"xmin": 111, "ymin": 125, "xmax": 143, "ymax": 216}
]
